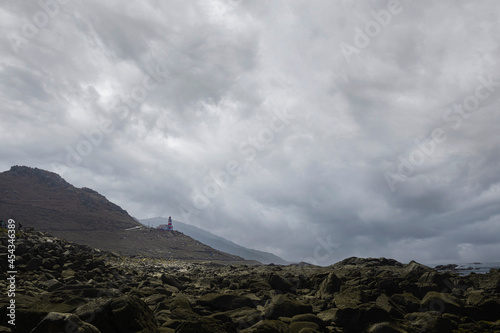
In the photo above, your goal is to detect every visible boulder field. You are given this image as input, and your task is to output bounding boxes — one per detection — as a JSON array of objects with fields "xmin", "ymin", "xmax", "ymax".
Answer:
[{"xmin": 1, "ymin": 230, "xmax": 499, "ymax": 332}]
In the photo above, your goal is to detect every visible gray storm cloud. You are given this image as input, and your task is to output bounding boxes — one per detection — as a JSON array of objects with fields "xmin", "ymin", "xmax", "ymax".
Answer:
[{"xmin": 1, "ymin": 0, "xmax": 499, "ymax": 265}]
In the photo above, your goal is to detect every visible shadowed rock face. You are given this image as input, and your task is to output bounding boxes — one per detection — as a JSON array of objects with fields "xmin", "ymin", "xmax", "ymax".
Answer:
[{"xmin": 1, "ymin": 230, "xmax": 500, "ymax": 332}]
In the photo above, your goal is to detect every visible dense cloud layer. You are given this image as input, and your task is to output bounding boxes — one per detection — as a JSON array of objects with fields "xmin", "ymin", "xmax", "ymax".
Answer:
[{"xmin": 1, "ymin": 0, "xmax": 499, "ymax": 265}]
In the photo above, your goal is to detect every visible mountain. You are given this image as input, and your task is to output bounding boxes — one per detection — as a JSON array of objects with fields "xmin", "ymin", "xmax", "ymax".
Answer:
[
  {"xmin": 141, "ymin": 217, "xmax": 290, "ymax": 265},
  {"xmin": 0, "ymin": 166, "xmax": 251, "ymax": 262}
]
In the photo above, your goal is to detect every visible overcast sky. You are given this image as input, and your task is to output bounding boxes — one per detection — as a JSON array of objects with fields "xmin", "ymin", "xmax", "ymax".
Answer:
[{"xmin": 1, "ymin": 0, "xmax": 499, "ymax": 265}]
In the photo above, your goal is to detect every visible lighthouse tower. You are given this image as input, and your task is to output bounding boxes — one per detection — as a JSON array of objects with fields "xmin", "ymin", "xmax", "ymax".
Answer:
[{"xmin": 167, "ymin": 216, "xmax": 173, "ymax": 231}]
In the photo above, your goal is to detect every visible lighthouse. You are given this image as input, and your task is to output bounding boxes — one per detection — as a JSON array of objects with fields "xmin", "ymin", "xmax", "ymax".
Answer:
[
  {"xmin": 167, "ymin": 216, "xmax": 173, "ymax": 231},
  {"xmin": 156, "ymin": 216, "xmax": 174, "ymax": 231}
]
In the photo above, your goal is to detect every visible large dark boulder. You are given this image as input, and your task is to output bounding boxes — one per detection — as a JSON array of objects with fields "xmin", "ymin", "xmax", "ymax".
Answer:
[
  {"xmin": 74, "ymin": 295, "xmax": 158, "ymax": 333},
  {"xmin": 197, "ymin": 293, "xmax": 256, "ymax": 312},
  {"xmin": 334, "ymin": 286, "xmax": 367, "ymax": 308},
  {"xmin": 305, "ymin": 273, "xmax": 330, "ymax": 291},
  {"xmin": 400, "ymin": 261, "xmax": 432, "ymax": 282},
  {"xmin": 418, "ymin": 271, "xmax": 455, "ymax": 289},
  {"xmin": 390, "ymin": 293, "xmax": 421, "ymax": 313},
  {"xmin": 169, "ymin": 297, "xmax": 198, "ymax": 321},
  {"xmin": 420, "ymin": 291, "xmax": 463, "ymax": 316},
  {"xmin": 161, "ymin": 274, "xmax": 184, "ymax": 290},
  {"xmin": 264, "ymin": 295, "xmax": 312, "ymax": 319},
  {"xmin": 248, "ymin": 279, "xmax": 272, "ymax": 293},
  {"xmin": 109, "ymin": 295, "xmax": 158, "ymax": 332},
  {"xmin": 466, "ymin": 269, "xmax": 500, "ymax": 293},
  {"xmin": 333, "ymin": 304, "xmax": 391, "ymax": 331},
  {"xmin": 268, "ymin": 274, "xmax": 295, "ymax": 293},
  {"xmin": 316, "ymin": 272, "xmax": 342, "ymax": 300},
  {"xmin": 376, "ymin": 294, "xmax": 405, "ymax": 319},
  {"xmin": 472, "ymin": 297, "xmax": 500, "ymax": 321},
  {"xmin": 372, "ymin": 276, "xmax": 402, "ymax": 296},
  {"xmin": 11, "ymin": 293, "xmax": 85, "ymax": 332}
]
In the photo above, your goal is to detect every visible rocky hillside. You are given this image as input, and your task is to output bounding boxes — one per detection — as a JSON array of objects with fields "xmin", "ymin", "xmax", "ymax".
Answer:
[
  {"xmin": 141, "ymin": 217, "xmax": 289, "ymax": 265},
  {"xmin": 0, "ymin": 166, "xmax": 247, "ymax": 262},
  {"xmin": 2, "ymin": 229, "xmax": 499, "ymax": 332},
  {"xmin": 0, "ymin": 165, "xmax": 137, "ymax": 231}
]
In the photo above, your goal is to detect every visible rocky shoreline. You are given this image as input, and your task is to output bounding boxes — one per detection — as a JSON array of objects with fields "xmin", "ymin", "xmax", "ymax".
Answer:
[{"xmin": 1, "ymin": 230, "xmax": 499, "ymax": 332}]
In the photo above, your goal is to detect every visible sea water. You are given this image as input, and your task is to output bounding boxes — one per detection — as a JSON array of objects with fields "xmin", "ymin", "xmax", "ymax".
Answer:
[{"xmin": 431, "ymin": 262, "xmax": 500, "ymax": 276}]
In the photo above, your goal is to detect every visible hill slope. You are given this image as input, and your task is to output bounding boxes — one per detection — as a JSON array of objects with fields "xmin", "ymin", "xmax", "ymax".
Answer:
[
  {"xmin": 0, "ymin": 166, "xmax": 249, "ymax": 262},
  {"xmin": 141, "ymin": 217, "xmax": 289, "ymax": 265}
]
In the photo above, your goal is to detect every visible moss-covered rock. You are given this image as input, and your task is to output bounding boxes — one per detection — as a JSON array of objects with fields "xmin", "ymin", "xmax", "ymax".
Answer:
[
  {"xmin": 197, "ymin": 293, "xmax": 256, "ymax": 311},
  {"xmin": 264, "ymin": 295, "xmax": 312, "ymax": 320}
]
